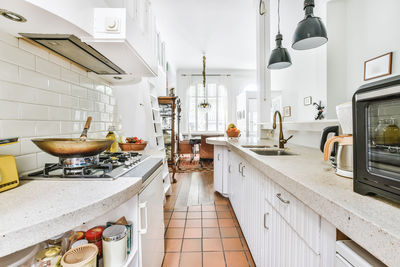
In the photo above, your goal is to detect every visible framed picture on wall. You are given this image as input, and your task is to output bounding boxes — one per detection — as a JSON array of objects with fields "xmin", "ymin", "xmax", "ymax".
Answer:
[
  {"xmin": 304, "ymin": 96, "xmax": 312, "ymax": 106},
  {"xmin": 364, "ymin": 52, "xmax": 393, "ymax": 81},
  {"xmin": 283, "ymin": 106, "xmax": 291, "ymax": 117}
]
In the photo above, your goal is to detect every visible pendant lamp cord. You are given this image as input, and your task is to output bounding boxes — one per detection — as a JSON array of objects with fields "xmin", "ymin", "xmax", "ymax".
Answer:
[
  {"xmin": 278, "ymin": 0, "xmax": 281, "ymax": 33},
  {"xmin": 202, "ymin": 54, "xmax": 206, "ymax": 99}
]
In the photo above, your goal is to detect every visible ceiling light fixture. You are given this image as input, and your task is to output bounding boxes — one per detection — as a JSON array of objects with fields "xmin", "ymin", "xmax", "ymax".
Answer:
[
  {"xmin": 198, "ymin": 53, "xmax": 211, "ymax": 113},
  {"xmin": 268, "ymin": 0, "xmax": 292, "ymax": 70},
  {"xmin": 0, "ymin": 9, "xmax": 26, "ymax": 22},
  {"xmin": 292, "ymin": 0, "xmax": 328, "ymax": 50}
]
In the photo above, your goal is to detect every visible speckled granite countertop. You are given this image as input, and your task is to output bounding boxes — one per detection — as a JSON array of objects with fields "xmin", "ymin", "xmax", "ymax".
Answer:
[{"xmin": 207, "ymin": 137, "xmax": 400, "ymax": 267}]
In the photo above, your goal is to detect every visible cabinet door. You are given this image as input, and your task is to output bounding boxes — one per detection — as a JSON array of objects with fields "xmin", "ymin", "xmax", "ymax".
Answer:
[
  {"xmin": 264, "ymin": 200, "xmax": 320, "ymax": 267},
  {"xmin": 213, "ymin": 145, "xmax": 223, "ymax": 194},
  {"xmin": 222, "ymin": 147, "xmax": 230, "ymax": 195}
]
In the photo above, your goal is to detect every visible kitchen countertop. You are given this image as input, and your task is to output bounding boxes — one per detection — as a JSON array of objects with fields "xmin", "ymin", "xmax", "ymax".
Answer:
[
  {"xmin": 0, "ymin": 150, "xmax": 166, "ymax": 257},
  {"xmin": 207, "ymin": 137, "xmax": 400, "ymax": 267}
]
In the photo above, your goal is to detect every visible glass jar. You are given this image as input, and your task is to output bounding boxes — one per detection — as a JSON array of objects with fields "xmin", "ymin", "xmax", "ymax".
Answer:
[
  {"xmin": 86, "ymin": 226, "xmax": 105, "ymax": 257},
  {"xmin": 102, "ymin": 225, "xmax": 127, "ymax": 267},
  {"xmin": 384, "ymin": 118, "xmax": 400, "ymax": 146},
  {"xmin": 373, "ymin": 120, "xmax": 385, "ymax": 145}
]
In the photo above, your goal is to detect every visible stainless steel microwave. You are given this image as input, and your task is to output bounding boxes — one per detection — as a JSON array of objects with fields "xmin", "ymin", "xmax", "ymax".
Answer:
[{"xmin": 353, "ymin": 75, "xmax": 400, "ymax": 202}]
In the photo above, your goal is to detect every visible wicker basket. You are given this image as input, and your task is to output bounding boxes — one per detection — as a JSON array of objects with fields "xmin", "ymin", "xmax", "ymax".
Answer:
[
  {"xmin": 118, "ymin": 142, "xmax": 147, "ymax": 151},
  {"xmin": 61, "ymin": 244, "xmax": 98, "ymax": 267}
]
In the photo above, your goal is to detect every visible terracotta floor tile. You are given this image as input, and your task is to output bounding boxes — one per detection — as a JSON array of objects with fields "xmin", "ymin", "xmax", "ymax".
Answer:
[
  {"xmin": 180, "ymin": 252, "xmax": 202, "ymax": 267},
  {"xmin": 202, "ymin": 204, "xmax": 216, "ymax": 211},
  {"xmin": 202, "ymin": 211, "xmax": 217, "ymax": 218},
  {"xmin": 215, "ymin": 198, "xmax": 228, "ymax": 204},
  {"xmin": 168, "ymin": 219, "xmax": 186, "ymax": 228},
  {"xmin": 220, "ymin": 227, "xmax": 239, "ymax": 238},
  {"xmin": 216, "ymin": 205, "xmax": 230, "ymax": 211},
  {"xmin": 162, "ymin": 252, "xmax": 180, "ymax": 267},
  {"xmin": 203, "ymin": 252, "xmax": 226, "ymax": 267},
  {"xmin": 187, "ymin": 211, "xmax": 202, "ymax": 219},
  {"xmin": 172, "ymin": 211, "xmax": 187, "ymax": 219},
  {"xmin": 245, "ymin": 250, "xmax": 256, "ymax": 267},
  {"xmin": 165, "ymin": 239, "xmax": 182, "ymax": 252},
  {"xmin": 164, "ymin": 219, "xmax": 170, "ymax": 227},
  {"xmin": 188, "ymin": 205, "xmax": 202, "ymax": 212},
  {"xmin": 217, "ymin": 211, "xmax": 232, "ymax": 219},
  {"xmin": 223, "ymin": 238, "xmax": 244, "ymax": 251},
  {"xmin": 182, "ymin": 238, "xmax": 202, "ymax": 252},
  {"xmin": 185, "ymin": 219, "xmax": 202, "ymax": 228},
  {"xmin": 203, "ymin": 218, "xmax": 219, "ymax": 227},
  {"xmin": 219, "ymin": 218, "xmax": 235, "ymax": 227},
  {"xmin": 165, "ymin": 228, "xmax": 184, "ymax": 239},
  {"xmin": 203, "ymin": 227, "xmax": 221, "ymax": 238},
  {"xmin": 241, "ymin": 238, "xmax": 250, "ymax": 251},
  {"xmin": 184, "ymin": 227, "xmax": 202, "ymax": 238},
  {"xmin": 203, "ymin": 238, "xmax": 223, "ymax": 252},
  {"xmin": 225, "ymin": 251, "xmax": 249, "ymax": 267}
]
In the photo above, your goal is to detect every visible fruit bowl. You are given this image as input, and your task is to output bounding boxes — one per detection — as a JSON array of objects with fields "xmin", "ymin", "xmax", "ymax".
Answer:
[
  {"xmin": 119, "ymin": 141, "xmax": 147, "ymax": 151},
  {"xmin": 226, "ymin": 129, "xmax": 241, "ymax": 138}
]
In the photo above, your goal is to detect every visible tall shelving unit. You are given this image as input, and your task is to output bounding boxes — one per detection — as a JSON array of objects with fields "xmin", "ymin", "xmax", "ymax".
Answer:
[{"xmin": 149, "ymin": 79, "xmax": 172, "ymax": 196}]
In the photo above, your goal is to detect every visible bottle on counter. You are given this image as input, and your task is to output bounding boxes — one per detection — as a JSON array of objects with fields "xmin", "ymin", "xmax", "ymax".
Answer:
[
  {"xmin": 102, "ymin": 225, "xmax": 127, "ymax": 267},
  {"xmin": 106, "ymin": 126, "xmax": 118, "ymax": 153},
  {"xmin": 384, "ymin": 118, "xmax": 400, "ymax": 146}
]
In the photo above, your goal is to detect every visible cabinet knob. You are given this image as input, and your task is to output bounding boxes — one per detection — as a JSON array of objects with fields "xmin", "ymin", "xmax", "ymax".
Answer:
[{"xmin": 276, "ymin": 193, "xmax": 290, "ymax": 204}]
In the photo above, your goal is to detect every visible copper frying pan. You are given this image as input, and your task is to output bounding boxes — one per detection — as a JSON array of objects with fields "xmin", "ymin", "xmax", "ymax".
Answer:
[{"xmin": 32, "ymin": 117, "xmax": 114, "ymax": 158}]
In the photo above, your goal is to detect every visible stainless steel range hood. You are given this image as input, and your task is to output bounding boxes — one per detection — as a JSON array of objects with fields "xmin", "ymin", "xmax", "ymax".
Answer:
[{"xmin": 19, "ymin": 33, "xmax": 125, "ymax": 75}]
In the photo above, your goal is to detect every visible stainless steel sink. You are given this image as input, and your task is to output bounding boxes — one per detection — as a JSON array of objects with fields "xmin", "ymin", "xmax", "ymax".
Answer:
[
  {"xmin": 250, "ymin": 149, "xmax": 297, "ymax": 156},
  {"xmin": 241, "ymin": 145, "xmax": 273, "ymax": 148}
]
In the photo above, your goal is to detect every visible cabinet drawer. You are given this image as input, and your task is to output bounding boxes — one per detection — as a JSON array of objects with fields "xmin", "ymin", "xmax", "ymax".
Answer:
[{"xmin": 265, "ymin": 178, "xmax": 321, "ymax": 254}]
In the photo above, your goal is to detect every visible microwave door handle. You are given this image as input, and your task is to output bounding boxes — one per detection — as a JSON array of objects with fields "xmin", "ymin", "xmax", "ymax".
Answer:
[{"xmin": 139, "ymin": 201, "xmax": 148, "ymax": 234}]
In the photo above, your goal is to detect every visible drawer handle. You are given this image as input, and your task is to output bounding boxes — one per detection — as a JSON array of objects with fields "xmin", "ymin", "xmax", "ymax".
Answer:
[
  {"xmin": 228, "ymin": 165, "xmax": 231, "ymax": 173},
  {"xmin": 264, "ymin": 212, "xmax": 269, "ymax": 229},
  {"xmin": 218, "ymin": 153, "xmax": 221, "ymax": 160},
  {"xmin": 276, "ymin": 193, "xmax": 290, "ymax": 204},
  {"xmin": 241, "ymin": 166, "xmax": 246, "ymax": 177},
  {"xmin": 238, "ymin": 162, "xmax": 242, "ymax": 172}
]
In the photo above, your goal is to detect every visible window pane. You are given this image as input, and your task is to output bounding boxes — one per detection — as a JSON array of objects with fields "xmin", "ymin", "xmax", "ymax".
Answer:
[
  {"xmin": 219, "ymin": 85, "xmax": 227, "ymax": 97},
  {"xmin": 189, "ymin": 97, "xmax": 197, "ymax": 131},
  {"xmin": 189, "ymin": 85, "xmax": 196, "ymax": 96},
  {"xmin": 198, "ymin": 113, "xmax": 207, "ymax": 131},
  {"xmin": 218, "ymin": 96, "xmax": 226, "ymax": 131},
  {"xmin": 208, "ymin": 84, "xmax": 217, "ymax": 97},
  {"xmin": 197, "ymin": 84, "xmax": 205, "ymax": 97}
]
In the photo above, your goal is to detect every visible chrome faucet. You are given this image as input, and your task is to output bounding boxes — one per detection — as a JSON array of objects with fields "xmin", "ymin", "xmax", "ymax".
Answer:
[{"xmin": 273, "ymin": 110, "xmax": 293, "ymax": 149}]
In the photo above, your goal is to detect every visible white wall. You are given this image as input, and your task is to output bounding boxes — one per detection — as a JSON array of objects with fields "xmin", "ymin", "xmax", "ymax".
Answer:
[
  {"xmin": 176, "ymin": 69, "xmax": 256, "ymax": 134},
  {"xmin": 327, "ymin": 0, "xmax": 400, "ymax": 118},
  {"xmin": 269, "ymin": 0, "xmax": 328, "ymax": 122},
  {"xmin": 0, "ymin": 31, "xmax": 121, "ymax": 175}
]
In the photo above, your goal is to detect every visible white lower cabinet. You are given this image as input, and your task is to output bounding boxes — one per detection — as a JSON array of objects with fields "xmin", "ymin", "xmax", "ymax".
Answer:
[
  {"xmin": 226, "ymin": 150, "xmax": 336, "ymax": 267},
  {"xmin": 214, "ymin": 145, "xmax": 229, "ymax": 196}
]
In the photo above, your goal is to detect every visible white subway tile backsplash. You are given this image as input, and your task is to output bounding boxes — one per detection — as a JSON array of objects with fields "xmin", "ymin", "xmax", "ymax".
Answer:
[
  {"xmin": 48, "ymin": 53, "xmax": 70, "ymax": 69},
  {"xmin": 79, "ymin": 76, "xmax": 94, "ymax": 89},
  {"xmin": 0, "ymin": 31, "xmax": 120, "ymax": 174},
  {"xmin": 61, "ymin": 68, "xmax": 80, "ymax": 84},
  {"xmin": 100, "ymin": 94, "xmax": 110, "ymax": 104},
  {"xmin": 15, "ymin": 154, "xmax": 38, "ymax": 173},
  {"xmin": 48, "ymin": 107, "xmax": 72, "ymax": 121},
  {"xmin": 0, "ymin": 100, "xmax": 19, "ymax": 119},
  {"xmin": 19, "ymin": 103, "xmax": 49, "ymax": 120},
  {"xmin": 60, "ymin": 95, "xmax": 79, "ymax": 109},
  {"xmin": 19, "ymin": 68, "xmax": 49, "ymax": 90},
  {"xmin": 0, "ymin": 60, "xmax": 19, "ymax": 82},
  {"xmin": 71, "ymin": 84, "xmax": 87, "ymax": 98},
  {"xmin": 0, "ymin": 41, "xmax": 35, "ymax": 70},
  {"xmin": 35, "ymin": 90, "xmax": 60, "ymax": 106},
  {"xmin": 36, "ymin": 57, "xmax": 61, "ymax": 79},
  {"xmin": 48, "ymin": 78, "xmax": 71, "ymax": 95},
  {"xmin": 1, "ymin": 120, "xmax": 36, "ymax": 138},
  {"xmin": 35, "ymin": 121, "xmax": 60, "ymax": 136},
  {"xmin": 18, "ymin": 39, "xmax": 49, "ymax": 59}
]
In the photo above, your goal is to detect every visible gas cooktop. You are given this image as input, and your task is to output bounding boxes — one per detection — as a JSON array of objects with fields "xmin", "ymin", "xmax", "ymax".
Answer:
[{"xmin": 22, "ymin": 152, "xmax": 154, "ymax": 181}]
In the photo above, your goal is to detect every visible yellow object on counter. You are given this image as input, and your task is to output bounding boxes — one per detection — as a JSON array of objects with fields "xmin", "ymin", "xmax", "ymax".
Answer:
[
  {"xmin": 0, "ymin": 155, "xmax": 19, "ymax": 193},
  {"xmin": 106, "ymin": 126, "xmax": 118, "ymax": 153}
]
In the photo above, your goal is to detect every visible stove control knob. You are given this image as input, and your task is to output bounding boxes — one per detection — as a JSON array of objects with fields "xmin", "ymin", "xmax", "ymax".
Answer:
[{"xmin": 124, "ymin": 160, "xmax": 131, "ymax": 167}]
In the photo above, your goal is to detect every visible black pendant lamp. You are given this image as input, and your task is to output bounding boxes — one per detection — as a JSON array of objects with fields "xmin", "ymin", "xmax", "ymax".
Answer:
[
  {"xmin": 268, "ymin": 0, "xmax": 292, "ymax": 70},
  {"xmin": 292, "ymin": 0, "xmax": 328, "ymax": 50}
]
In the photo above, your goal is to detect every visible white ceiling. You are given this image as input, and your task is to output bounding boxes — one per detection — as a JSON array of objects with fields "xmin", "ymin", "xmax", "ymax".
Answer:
[{"xmin": 151, "ymin": 0, "xmax": 257, "ymax": 70}]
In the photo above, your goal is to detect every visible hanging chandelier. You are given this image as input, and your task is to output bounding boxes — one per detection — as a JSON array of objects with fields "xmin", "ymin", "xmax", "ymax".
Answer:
[{"xmin": 198, "ymin": 54, "xmax": 211, "ymax": 112}]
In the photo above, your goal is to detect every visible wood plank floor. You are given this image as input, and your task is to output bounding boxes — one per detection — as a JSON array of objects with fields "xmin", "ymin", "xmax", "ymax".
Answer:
[{"xmin": 163, "ymin": 171, "xmax": 255, "ymax": 267}]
